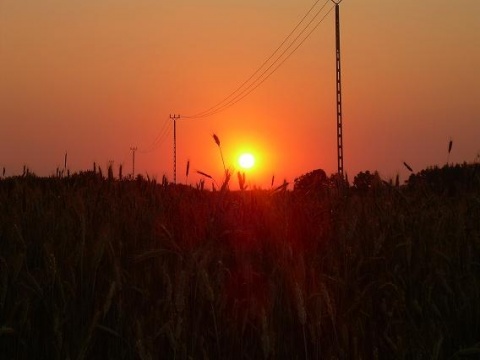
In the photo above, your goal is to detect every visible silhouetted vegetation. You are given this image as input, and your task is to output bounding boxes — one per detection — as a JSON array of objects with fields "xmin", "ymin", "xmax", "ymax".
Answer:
[
  {"xmin": 0, "ymin": 163, "xmax": 479, "ymax": 359},
  {"xmin": 407, "ymin": 162, "xmax": 480, "ymax": 195}
]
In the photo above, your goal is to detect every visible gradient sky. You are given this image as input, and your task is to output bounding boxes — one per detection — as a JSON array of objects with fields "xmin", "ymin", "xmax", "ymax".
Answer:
[{"xmin": 1, "ymin": 0, "xmax": 479, "ymax": 188}]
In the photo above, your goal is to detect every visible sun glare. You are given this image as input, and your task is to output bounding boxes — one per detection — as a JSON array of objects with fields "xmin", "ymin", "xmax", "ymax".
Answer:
[{"xmin": 238, "ymin": 153, "xmax": 255, "ymax": 170}]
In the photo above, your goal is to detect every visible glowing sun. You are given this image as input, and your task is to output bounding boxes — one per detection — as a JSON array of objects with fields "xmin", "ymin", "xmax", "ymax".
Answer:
[{"xmin": 238, "ymin": 153, "xmax": 255, "ymax": 169}]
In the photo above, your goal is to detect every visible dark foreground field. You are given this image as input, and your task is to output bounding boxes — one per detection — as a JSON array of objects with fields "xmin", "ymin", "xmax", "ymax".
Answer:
[{"xmin": 1, "ymin": 165, "xmax": 479, "ymax": 359}]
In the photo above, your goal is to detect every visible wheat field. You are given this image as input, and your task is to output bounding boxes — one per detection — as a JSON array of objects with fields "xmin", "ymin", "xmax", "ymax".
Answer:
[{"xmin": 0, "ymin": 164, "xmax": 479, "ymax": 359}]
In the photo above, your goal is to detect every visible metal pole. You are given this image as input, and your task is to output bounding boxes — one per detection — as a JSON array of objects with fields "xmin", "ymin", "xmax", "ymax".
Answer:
[
  {"xmin": 130, "ymin": 146, "xmax": 137, "ymax": 178},
  {"xmin": 169, "ymin": 114, "xmax": 181, "ymax": 184},
  {"xmin": 332, "ymin": 0, "xmax": 344, "ymax": 176}
]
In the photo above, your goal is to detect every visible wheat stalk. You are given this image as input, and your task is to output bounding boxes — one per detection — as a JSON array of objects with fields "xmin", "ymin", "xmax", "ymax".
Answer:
[
  {"xmin": 237, "ymin": 171, "xmax": 247, "ymax": 191},
  {"xmin": 175, "ymin": 270, "xmax": 187, "ymax": 314},
  {"xmin": 0, "ymin": 257, "xmax": 7, "ymax": 309},
  {"xmin": 212, "ymin": 133, "xmax": 226, "ymax": 174},
  {"xmin": 403, "ymin": 161, "xmax": 413, "ymax": 172},
  {"xmin": 102, "ymin": 281, "xmax": 116, "ymax": 318},
  {"xmin": 261, "ymin": 307, "xmax": 271, "ymax": 359},
  {"xmin": 294, "ymin": 281, "xmax": 308, "ymax": 359},
  {"xmin": 197, "ymin": 170, "xmax": 212, "ymax": 180},
  {"xmin": 447, "ymin": 138, "xmax": 453, "ymax": 164}
]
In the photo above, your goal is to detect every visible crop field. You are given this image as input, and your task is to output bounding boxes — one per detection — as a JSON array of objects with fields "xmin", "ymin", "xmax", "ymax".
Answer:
[{"xmin": 1, "ymin": 164, "xmax": 479, "ymax": 359}]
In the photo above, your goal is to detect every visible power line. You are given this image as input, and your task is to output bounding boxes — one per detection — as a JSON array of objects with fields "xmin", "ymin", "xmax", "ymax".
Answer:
[
  {"xmin": 136, "ymin": 1, "xmax": 342, "ymax": 180},
  {"xmin": 184, "ymin": 1, "xmax": 332, "ymax": 119},
  {"xmin": 139, "ymin": 117, "xmax": 172, "ymax": 154},
  {"xmin": 146, "ymin": 118, "xmax": 171, "ymax": 150},
  {"xmin": 183, "ymin": 0, "xmax": 328, "ymax": 119},
  {"xmin": 191, "ymin": 5, "xmax": 335, "ymax": 119},
  {"xmin": 182, "ymin": 0, "xmax": 333, "ymax": 119}
]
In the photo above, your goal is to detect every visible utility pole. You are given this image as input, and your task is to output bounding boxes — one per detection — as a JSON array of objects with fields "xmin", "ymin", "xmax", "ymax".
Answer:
[
  {"xmin": 332, "ymin": 0, "xmax": 344, "ymax": 176},
  {"xmin": 130, "ymin": 146, "xmax": 137, "ymax": 178},
  {"xmin": 170, "ymin": 114, "xmax": 181, "ymax": 184}
]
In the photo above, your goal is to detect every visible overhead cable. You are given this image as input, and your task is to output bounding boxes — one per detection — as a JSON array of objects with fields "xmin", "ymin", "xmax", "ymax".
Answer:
[
  {"xmin": 139, "ymin": 117, "xmax": 173, "ymax": 153},
  {"xmin": 182, "ymin": 0, "xmax": 333, "ymax": 119}
]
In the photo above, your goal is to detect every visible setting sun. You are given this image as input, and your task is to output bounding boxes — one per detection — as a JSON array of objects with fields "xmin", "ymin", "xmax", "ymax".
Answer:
[{"xmin": 238, "ymin": 153, "xmax": 255, "ymax": 170}]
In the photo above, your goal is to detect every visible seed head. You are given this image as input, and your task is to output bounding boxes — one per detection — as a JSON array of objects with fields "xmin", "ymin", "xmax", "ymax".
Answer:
[
  {"xmin": 197, "ymin": 170, "xmax": 213, "ymax": 179},
  {"xmin": 403, "ymin": 161, "xmax": 413, "ymax": 172},
  {"xmin": 213, "ymin": 134, "xmax": 220, "ymax": 147}
]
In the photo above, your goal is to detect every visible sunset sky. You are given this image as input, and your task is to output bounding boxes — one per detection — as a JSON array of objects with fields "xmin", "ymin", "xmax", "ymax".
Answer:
[{"xmin": 1, "ymin": 0, "xmax": 479, "ymax": 188}]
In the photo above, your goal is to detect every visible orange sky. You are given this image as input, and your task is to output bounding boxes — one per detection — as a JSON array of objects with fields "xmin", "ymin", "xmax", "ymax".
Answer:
[{"xmin": 1, "ymin": 0, "xmax": 479, "ymax": 188}]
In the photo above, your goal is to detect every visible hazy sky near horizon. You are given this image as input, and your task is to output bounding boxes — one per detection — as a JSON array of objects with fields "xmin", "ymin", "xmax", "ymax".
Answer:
[{"xmin": 1, "ymin": 0, "xmax": 479, "ymax": 187}]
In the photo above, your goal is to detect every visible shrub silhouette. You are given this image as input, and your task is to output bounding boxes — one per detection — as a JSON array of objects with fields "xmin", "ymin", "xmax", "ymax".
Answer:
[{"xmin": 293, "ymin": 168, "xmax": 327, "ymax": 192}]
